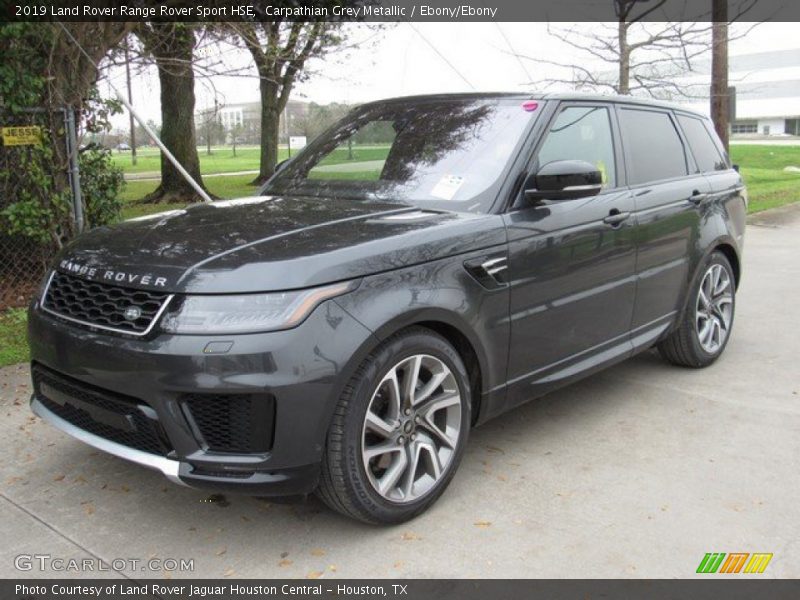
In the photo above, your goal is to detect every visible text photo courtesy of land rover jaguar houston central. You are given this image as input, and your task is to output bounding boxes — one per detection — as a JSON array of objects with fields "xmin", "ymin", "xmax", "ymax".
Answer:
[{"xmin": 28, "ymin": 94, "xmax": 745, "ymax": 524}]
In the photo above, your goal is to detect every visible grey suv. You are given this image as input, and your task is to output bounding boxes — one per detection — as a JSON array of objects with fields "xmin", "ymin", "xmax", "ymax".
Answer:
[{"xmin": 28, "ymin": 94, "xmax": 746, "ymax": 523}]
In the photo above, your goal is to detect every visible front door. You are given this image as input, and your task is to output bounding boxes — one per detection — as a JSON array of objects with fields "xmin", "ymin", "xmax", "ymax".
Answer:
[{"xmin": 504, "ymin": 103, "xmax": 637, "ymax": 406}]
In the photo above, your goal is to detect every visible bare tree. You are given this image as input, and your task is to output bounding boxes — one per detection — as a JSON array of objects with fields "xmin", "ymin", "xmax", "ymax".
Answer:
[
  {"xmin": 521, "ymin": 1, "xmax": 758, "ymax": 105},
  {"xmin": 136, "ymin": 24, "xmax": 211, "ymax": 204},
  {"xmin": 103, "ymin": 27, "xmax": 258, "ymax": 202},
  {"xmin": 197, "ymin": 98, "xmax": 222, "ymax": 156},
  {"xmin": 231, "ymin": 22, "xmax": 339, "ymax": 185},
  {"xmin": 227, "ymin": 20, "xmax": 346, "ymax": 184},
  {"xmin": 528, "ymin": 0, "xmax": 715, "ymax": 99}
]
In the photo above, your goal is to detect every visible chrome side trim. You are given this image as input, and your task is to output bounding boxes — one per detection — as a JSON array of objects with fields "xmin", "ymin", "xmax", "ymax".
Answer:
[
  {"xmin": 40, "ymin": 271, "xmax": 174, "ymax": 338},
  {"xmin": 486, "ymin": 265, "xmax": 508, "ymax": 276},
  {"xmin": 563, "ymin": 184, "xmax": 603, "ymax": 192},
  {"xmin": 377, "ymin": 210, "xmax": 436, "ymax": 221},
  {"xmin": 481, "ymin": 257, "xmax": 506, "ymax": 269},
  {"xmin": 31, "ymin": 397, "xmax": 186, "ymax": 486},
  {"xmin": 481, "ymin": 257, "xmax": 508, "ymax": 277}
]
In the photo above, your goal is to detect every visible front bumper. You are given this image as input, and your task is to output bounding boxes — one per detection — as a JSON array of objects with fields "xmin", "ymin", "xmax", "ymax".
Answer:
[
  {"xmin": 28, "ymin": 298, "xmax": 375, "ymax": 495},
  {"xmin": 31, "ymin": 396, "xmax": 183, "ymax": 483}
]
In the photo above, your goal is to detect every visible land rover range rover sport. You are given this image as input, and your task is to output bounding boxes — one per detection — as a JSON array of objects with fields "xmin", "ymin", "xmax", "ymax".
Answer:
[{"xmin": 28, "ymin": 94, "xmax": 746, "ymax": 523}]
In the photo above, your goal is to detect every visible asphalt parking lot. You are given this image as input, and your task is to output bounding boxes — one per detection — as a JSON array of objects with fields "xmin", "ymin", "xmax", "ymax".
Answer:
[{"xmin": 2, "ymin": 204, "xmax": 799, "ymax": 580}]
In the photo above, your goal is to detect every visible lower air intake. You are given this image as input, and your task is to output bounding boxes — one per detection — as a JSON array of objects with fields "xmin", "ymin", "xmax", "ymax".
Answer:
[{"xmin": 182, "ymin": 393, "xmax": 275, "ymax": 454}]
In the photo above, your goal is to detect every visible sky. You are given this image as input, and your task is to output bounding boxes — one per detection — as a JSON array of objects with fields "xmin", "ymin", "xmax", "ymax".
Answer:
[{"xmin": 103, "ymin": 22, "xmax": 799, "ymax": 130}]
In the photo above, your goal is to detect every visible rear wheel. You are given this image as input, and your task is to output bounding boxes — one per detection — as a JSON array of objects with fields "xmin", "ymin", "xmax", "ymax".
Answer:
[
  {"xmin": 658, "ymin": 251, "xmax": 736, "ymax": 368},
  {"xmin": 317, "ymin": 328, "xmax": 471, "ymax": 524}
]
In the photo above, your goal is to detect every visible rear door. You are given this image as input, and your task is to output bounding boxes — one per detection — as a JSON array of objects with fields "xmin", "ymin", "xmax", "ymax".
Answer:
[
  {"xmin": 674, "ymin": 112, "xmax": 747, "ymax": 244},
  {"xmin": 503, "ymin": 102, "xmax": 637, "ymax": 404},
  {"xmin": 617, "ymin": 106, "xmax": 711, "ymax": 349}
]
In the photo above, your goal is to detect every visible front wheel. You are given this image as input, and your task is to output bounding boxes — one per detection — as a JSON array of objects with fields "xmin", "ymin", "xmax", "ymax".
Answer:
[
  {"xmin": 317, "ymin": 327, "xmax": 471, "ymax": 524},
  {"xmin": 658, "ymin": 251, "xmax": 736, "ymax": 368}
]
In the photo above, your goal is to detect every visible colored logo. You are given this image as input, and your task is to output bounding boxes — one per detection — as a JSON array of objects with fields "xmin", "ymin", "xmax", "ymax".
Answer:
[{"xmin": 696, "ymin": 552, "xmax": 773, "ymax": 574}]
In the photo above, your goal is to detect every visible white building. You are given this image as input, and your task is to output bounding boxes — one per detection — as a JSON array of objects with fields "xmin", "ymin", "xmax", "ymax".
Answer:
[
  {"xmin": 195, "ymin": 100, "xmax": 310, "ymax": 145},
  {"xmin": 683, "ymin": 48, "xmax": 800, "ymax": 137}
]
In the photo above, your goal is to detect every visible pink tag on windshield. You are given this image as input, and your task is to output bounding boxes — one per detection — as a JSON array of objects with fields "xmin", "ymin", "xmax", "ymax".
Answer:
[{"xmin": 522, "ymin": 101, "xmax": 539, "ymax": 112}]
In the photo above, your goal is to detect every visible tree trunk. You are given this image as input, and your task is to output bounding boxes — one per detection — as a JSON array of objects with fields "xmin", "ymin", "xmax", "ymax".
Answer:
[
  {"xmin": 617, "ymin": 20, "xmax": 630, "ymax": 95},
  {"xmin": 711, "ymin": 0, "xmax": 729, "ymax": 152},
  {"xmin": 252, "ymin": 80, "xmax": 281, "ymax": 186},
  {"xmin": 142, "ymin": 25, "xmax": 209, "ymax": 204}
]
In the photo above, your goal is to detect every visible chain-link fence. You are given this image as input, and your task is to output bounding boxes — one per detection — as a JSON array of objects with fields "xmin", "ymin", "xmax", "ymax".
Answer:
[
  {"xmin": 0, "ymin": 235, "xmax": 52, "ymax": 310},
  {"xmin": 0, "ymin": 107, "xmax": 80, "ymax": 311}
]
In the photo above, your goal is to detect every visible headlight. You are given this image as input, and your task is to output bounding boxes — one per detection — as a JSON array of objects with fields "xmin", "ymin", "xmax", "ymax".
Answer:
[{"xmin": 160, "ymin": 281, "xmax": 357, "ymax": 335}]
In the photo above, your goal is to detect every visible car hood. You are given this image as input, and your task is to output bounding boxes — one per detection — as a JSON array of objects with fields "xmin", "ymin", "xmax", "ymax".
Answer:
[{"xmin": 54, "ymin": 195, "xmax": 507, "ymax": 293}]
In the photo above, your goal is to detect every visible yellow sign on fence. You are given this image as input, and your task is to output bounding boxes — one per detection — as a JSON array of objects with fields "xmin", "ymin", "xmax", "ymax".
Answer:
[{"xmin": 0, "ymin": 126, "xmax": 42, "ymax": 147}]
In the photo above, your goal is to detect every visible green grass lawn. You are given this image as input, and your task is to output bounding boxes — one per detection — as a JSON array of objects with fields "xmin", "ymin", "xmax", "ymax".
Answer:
[
  {"xmin": 119, "ymin": 174, "xmax": 257, "ymax": 219},
  {"xmin": 729, "ymin": 144, "xmax": 800, "ymax": 213},
  {"xmin": 113, "ymin": 146, "xmax": 265, "ymax": 175},
  {"xmin": 112, "ymin": 144, "xmax": 391, "ymax": 176},
  {"xmin": 0, "ymin": 308, "xmax": 28, "ymax": 367}
]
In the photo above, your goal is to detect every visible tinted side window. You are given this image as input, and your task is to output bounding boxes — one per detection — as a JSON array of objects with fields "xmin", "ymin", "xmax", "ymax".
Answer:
[
  {"xmin": 677, "ymin": 114, "xmax": 728, "ymax": 172},
  {"xmin": 619, "ymin": 108, "xmax": 688, "ymax": 185},
  {"xmin": 536, "ymin": 106, "xmax": 616, "ymax": 188}
]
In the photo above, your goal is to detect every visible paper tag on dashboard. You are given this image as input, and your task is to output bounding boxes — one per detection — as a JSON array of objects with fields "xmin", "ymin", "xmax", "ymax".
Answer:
[{"xmin": 430, "ymin": 175, "xmax": 465, "ymax": 200}]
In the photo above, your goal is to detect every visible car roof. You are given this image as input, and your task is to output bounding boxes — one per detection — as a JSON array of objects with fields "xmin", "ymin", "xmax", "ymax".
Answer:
[
  {"xmin": 360, "ymin": 92, "xmax": 707, "ymax": 119},
  {"xmin": 538, "ymin": 92, "xmax": 706, "ymax": 116}
]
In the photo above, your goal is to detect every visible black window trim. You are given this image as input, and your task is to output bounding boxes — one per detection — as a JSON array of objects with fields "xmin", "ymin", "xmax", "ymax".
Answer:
[
  {"xmin": 674, "ymin": 109, "xmax": 732, "ymax": 172},
  {"xmin": 674, "ymin": 111, "xmax": 729, "ymax": 174},
  {"xmin": 616, "ymin": 104, "xmax": 695, "ymax": 189}
]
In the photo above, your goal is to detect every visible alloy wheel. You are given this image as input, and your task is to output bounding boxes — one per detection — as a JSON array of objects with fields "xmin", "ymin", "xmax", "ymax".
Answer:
[
  {"xmin": 695, "ymin": 263, "xmax": 733, "ymax": 354},
  {"xmin": 361, "ymin": 354, "xmax": 462, "ymax": 503}
]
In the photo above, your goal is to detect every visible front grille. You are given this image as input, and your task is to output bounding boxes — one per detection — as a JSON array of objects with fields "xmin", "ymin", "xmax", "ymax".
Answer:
[
  {"xmin": 182, "ymin": 393, "xmax": 275, "ymax": 454},
  {"xmin": 42, "ymin": 271, "xmax": 170, "ymax": 335},
  {"xmin": 33, "ymin": 365, "xmax": 171, "ymax": 456}
]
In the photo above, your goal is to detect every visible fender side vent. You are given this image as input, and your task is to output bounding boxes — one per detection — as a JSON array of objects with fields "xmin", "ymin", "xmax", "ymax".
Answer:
[{"xmin": 464, "ymin": 254, "xmax": 509, "ymax": 290}]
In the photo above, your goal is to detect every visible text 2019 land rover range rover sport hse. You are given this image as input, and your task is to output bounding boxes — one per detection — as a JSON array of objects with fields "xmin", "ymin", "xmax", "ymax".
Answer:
[{"xmin": 29, "ymin": 94, "xmax": 746, "ymax": 524}]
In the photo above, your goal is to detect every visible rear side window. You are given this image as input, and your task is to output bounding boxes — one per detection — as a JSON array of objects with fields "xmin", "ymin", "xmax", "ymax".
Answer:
[
  {"xmin": 677, "ymin": 114, "xmax": 728, "ymax": 172},
  {"xmin": 619, "ymin": 108, "xmax": 688, "ymax": 185}
]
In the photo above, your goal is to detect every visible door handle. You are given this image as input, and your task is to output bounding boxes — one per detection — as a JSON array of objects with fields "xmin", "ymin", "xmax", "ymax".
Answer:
[
  {"xmin": 603, "ymin": 210, "xmax": 630, "ymax": 226},
  {"xmin": 688, "ymin": 190, "xmax": 708, "ymax": 205}
]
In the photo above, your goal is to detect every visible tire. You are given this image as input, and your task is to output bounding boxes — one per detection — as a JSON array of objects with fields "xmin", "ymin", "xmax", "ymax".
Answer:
[
  {"xmin": 658, "ymin": 251, "xmax": 736, "ymax": 368},
  {"xmin": 317, "ymin": 327, "xmax": 471, "ymax": 524}
]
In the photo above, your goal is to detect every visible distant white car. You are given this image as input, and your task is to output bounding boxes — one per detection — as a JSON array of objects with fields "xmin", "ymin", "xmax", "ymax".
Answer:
[{"xmin": 116, "ymin": 143, "xmax": 131, "ymax": 151}]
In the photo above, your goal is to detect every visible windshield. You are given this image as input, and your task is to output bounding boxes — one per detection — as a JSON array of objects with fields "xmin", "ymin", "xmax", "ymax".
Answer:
[{"xmin": 261, "ymin": 98, "xmax": 536, "ymax": 213}]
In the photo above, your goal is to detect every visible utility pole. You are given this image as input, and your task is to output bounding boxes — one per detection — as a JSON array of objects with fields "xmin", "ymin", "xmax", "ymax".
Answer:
[
  {"xmin": 711, "ymin": 0, "xmax": 729, "ymax": 152},
  {"xmin": 124, "ymin": 39, "xmax": 137, "ymax": 165}
]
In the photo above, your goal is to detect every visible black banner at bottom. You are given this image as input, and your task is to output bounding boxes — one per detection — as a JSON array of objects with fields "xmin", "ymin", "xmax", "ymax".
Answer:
[{"xmin": 5, "ymin": 579, "xmax": 800, "ymax": 600}]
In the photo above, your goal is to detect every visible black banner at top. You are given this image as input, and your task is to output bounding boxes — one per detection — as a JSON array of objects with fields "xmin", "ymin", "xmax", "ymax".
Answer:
[{"xmin": 4, "ymin": 0, "xmax": 800, "ymax": 23}]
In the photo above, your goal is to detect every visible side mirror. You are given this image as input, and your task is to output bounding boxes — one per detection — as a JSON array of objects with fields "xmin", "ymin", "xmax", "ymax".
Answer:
[
  {"xmin": 274, "ymin": 158, "xmax": 290, "ymax": 173},
  {"xmin": 524, "ymin": 159, "xmax": 603, "ymax": 202}
]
